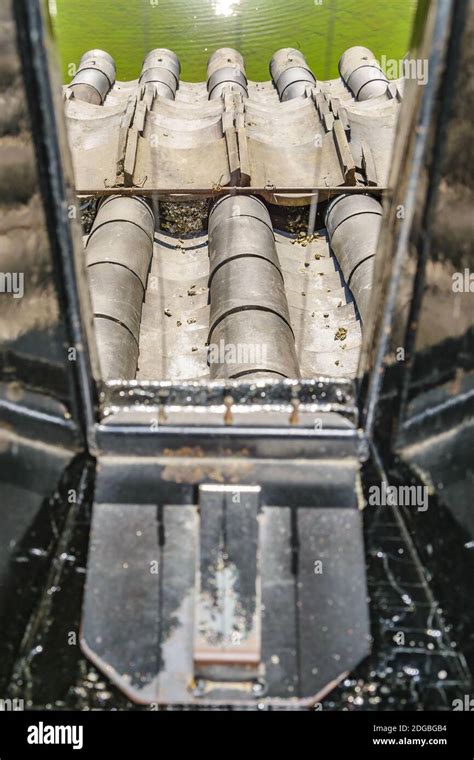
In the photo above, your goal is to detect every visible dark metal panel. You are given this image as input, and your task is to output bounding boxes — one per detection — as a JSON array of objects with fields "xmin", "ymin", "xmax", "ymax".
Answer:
[
  {"xmin": 81, "ymin": 503, "xmax": 161, "ymax": 703},
  {"xmin": 399, "ymin": 417, "xmax": 474, "ymax": 538},
  {"xmin": 0, "ymin": 4, "xmax": 71, "ymax": 404},
  {"xmin": 358, "ymin": 0, "xmax": 456, "ymax": 434},
  {"xmin": 0, "ymin": 448, "xmax": 84, "ymax": 690},
  {"xmin": 93, "ymin": 455, "xmax": 360, "ymax": 508},
  {"xmin": 356, "ymin": 1, "xmax": 473, "ymax": 540},
  {"xmin": 260, "ymin": 507, "xmax": 298, "ymax": 698},
  {"xmin": 0, "ymin": 430, "xmax": 75, "ymax": 498},
  {"xmin": 394, "ymin": 0, "xmax": 473, "ymax": 431},
  {"xmin": 80, "ymin": 502, "xmax": 200, "ymax": 705},
  {"xmin": 157, "ymin": 506, "xmax": 198, "ymax": 702},
  {"xmin": 359, "ymin": 0, "xmax": 473, "ymax": 454},
  {"xmin": 5, "ymin": 0, "xmax": 100, "ymax": 443},
  {"xmin": 297, "ymin": 507, "xmax": 371, "ymax": 700},
  {"xmin": 4, "ymin": 453, "xmax": 471, "ymax": 709}
]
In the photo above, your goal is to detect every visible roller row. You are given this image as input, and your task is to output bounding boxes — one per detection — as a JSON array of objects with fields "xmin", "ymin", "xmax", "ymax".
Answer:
[
  {"xmin": 83, "ymin": 191, "xmax": 382, "ymax": 381},
  {"xmin": 68, "ymin": 45, "xmax": 390, "ymax": 106}
]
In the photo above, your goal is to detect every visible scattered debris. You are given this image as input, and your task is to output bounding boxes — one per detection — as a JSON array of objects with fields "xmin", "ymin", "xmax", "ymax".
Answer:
[{"xmin": 159, "ymin": 200, "xmax": 208, "ymax": 234}]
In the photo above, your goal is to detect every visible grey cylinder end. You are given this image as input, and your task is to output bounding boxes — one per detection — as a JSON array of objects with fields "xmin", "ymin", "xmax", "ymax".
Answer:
[
  {"xmin": 338, "ymin": 46, "xmax": 388, "ymax": 101},
  {"xmin": 69, "ymin": 49, "xmax": 116, "ymax": 105}
]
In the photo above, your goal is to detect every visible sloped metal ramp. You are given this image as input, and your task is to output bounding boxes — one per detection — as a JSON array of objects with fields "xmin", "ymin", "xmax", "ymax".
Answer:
[{"xmin": 81, "ymin": 452, "xmax": 370, "ymax": 706}]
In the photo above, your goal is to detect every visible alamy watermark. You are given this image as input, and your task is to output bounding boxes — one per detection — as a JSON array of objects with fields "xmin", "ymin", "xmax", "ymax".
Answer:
[
  {"xmin": 0, "ymin": 272, "xmax": 24, "ymax": 299},
  {"xmin": 0, "ymin": 698, "xmax": 24, "ymax": 711},
  {"xmin": 368, "ymin": 482, "xmax": 429, "ymax": 512},
  {"xmin": 452, "ymin": 695, "xmax": 474, "ymax": 710},
  {"xmin": 452, "ymin": 268, "xmax": 473, "ymax": 293},
  {"xmin": 208, "ymin": 340, "xmax": 268, "ymax": 367},
  {"xmin": 379, "ymin": 55, "xmax": 429, "ymax": 86},
  {"xmin": 27, "ymin": 721, "xmax": 83, "ymax": 750}
]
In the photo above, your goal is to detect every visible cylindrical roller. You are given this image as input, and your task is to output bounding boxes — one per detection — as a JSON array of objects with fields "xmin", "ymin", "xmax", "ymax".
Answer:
[
  {"xmin": 89, "ymin": 195, "xmax": 155, "ymax": 242},
  {"xmin": 325, "ymin": 193, "xmax": 382, "ymax": 237},
  {"xmin": 139, "ymin": 48, "xmax": 180, "ymax": 99},
  {"xmin": 270, "ymin": 48, "xmax": 316, "ymax": 101},
  {"xmin": 142, "ymin": 49, "xmax": 180, "ymax": 84},
  {"xmin": 207, "ymin": 48, "xmax": 246, "ymax": 79},
  {"xmin": 338, "ymin": 46, "xmax": 388, "ymax": 101},
  {"xmin": 209, "ymin": 256, "xmax": 291, "ymax": 336},
  {"xmin": 206, "ymin": 47, "xmax": 248, "ymax": 100},
  {"xmin": 87, "ymin": 195, "xmax": 154, "ymax": 288},
  {"xmin": 86, "ymin": 196, "xmax": 155, "ymax": 379},
  {"xmin": 209, "ymin": 311, "xmax": 298, "ymax": 380},
  {"xmin": 240, "ymin": 371, "xmax": 287, "ymax": 380},
  {"xmin": 269, "ymin": 48, "xmax": 308, "ymax": 83},
  {"xmin": 208, "ymin": 67, "xmax": 248, "ymax": 98},
  {"xmin": 274, "ymin": 66, "xmax": 316, "ymax": 102},
  {"xmin": 68, "ymin": 49, "xmax": 116, "ymax": 105},
  {"xmin": 208, "ymin": 194, "xmax": 272, "ymax": 236},
  {"xmin": 207, "ymin": 195, "xmax": 299, "ymax": 380},
  {"xmin": 93, "ymin": 318, "xmax": 138, "ymax": 381},
  {"xmin": 325, "ymin": 194, "xmax": 383, "ymax": 324},
  {"xmin": 80, "ymin": 49, "xmax": 115, "ymax": 70},
  {"xmin": 88, "ymin": 263, "xmax": 143, "ymax": 342},
  {"xmin": 208, "ymin": 217, "xmax": 278, "ymax": 282},
  {"xmin": 86, "ymin": 224, "xmax": 151, "ymax": 289}
]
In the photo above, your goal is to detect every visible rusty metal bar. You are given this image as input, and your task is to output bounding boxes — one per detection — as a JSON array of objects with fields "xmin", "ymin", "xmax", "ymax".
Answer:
[
  {"xmin": 194, "ymin": 485, "xmax": 261, "ymax": 681},
  {"xmin": 76, "ymin": 186, "xmax": 387, "ymax": 198}
]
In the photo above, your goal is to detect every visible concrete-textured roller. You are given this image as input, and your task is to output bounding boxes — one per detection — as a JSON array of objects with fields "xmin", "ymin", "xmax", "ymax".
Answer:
[
  {"xmin": 68, "ymin": 49, "xmax": 115, "ymax": 105},
  {"xmin": 325, "ymin": 193, "xmax": 383, "ymax": 324},
  {"xmin": 270, "ymin": 48, "xmax": 316, "ymax": 101},
  {"xmin": 206, "ymin": 48, "xmax": 248, "ymax": 100},
  {"xmin": 86, "ymin": 195, "xmax": 155, "ymax": 379},
  {"xmin": 339, "ymin": 46, "xmax": 389, "ymax": 101},
  {"xmin": 208, "ymin": 195, "xmax": 299, "ymax": 379},
  {"xmin": 139, "ymin": 48, "xmax": 181, "ymax": 99}
]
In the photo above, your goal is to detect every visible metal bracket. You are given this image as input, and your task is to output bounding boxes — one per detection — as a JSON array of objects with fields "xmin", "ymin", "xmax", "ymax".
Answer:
[{"xmin": 194, "ymin": 485, "xmax": 261, "ymax": 683}]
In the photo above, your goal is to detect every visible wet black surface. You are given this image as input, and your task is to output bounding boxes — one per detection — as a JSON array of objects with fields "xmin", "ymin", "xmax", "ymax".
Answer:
[{"xmin": 325, "ymin": 466, "xmax": 472, "ymax": 711}]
